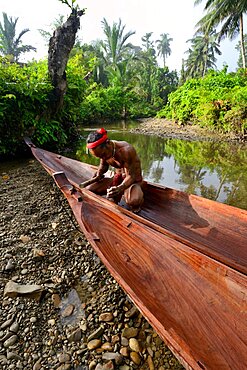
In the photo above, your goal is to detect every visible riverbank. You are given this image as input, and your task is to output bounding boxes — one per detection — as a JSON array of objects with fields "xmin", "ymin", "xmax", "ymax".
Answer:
[
  {"xmin": 0, "ymin": 160, "xmax": 183, "ymax": 370},
  {"xmin": 132, "ymin": 118, "xmax": 245, "ymax": 142}
]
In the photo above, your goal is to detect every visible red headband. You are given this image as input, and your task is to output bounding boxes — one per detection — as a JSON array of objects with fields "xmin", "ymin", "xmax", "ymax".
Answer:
[{"xmin": 86, "ymin": 128, "xmax": 108, "ymax": 149}]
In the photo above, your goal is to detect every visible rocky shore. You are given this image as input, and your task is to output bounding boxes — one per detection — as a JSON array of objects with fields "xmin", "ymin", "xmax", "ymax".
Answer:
[
  {"xmin": 0, "ymin": 159, "xmax": 184, "ymax": 370},
  {"xmin": 132, "ymin": 118, "xmax": 243, "ymax": 142}
]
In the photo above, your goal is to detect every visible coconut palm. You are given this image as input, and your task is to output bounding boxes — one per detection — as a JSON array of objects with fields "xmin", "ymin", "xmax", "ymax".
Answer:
[
  {"xmin": 0, "ymin": 12, "xmax": 36, "ymax": 62},
  {"xmin": 184, "ymin": 30, "xmax": 221, "ymax": 79},
  {"xmin": 100, "ymin": 18, "xmax": 135, "ymax": 67},
  {"xmin": 156, "ymin": 33, "xmax": 173, "ymax": 67},
  {"xmin": 195, "ymin": 0, "xmax": 247, "ymax": 68}
]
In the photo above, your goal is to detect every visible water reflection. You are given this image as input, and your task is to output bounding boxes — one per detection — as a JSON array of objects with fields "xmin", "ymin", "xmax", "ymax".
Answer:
[{"xmin": 76, "ymin": 122, "xmax": 247, "ymax": 211}]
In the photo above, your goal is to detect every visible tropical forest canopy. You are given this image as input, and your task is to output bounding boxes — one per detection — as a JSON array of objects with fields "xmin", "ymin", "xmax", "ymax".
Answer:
[{"xmin": 0, "ymin": 0, "xmax": 247, "ymax": 157}]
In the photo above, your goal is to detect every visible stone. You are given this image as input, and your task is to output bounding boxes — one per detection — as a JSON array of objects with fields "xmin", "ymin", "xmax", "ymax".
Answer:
[
  {"xmin": 19, "ymin": 235, "xmax": 31, "ymax": 243},
  {"xmin": 89, "ymin": 360, "xmax": 97, "ymax": 370},
  {"xmin": 125, "ymin": 306, "xmax": 139, "ymax": 318},
  {"xmin": 3, "ymin": 335, "xmax": 18, "ymax": 348},
  {"xmin": 68, "ymin": 328, "xmax": 82, "ymax": 342},
  {"xmin": 58, "ymin": 352, "xmax": 70, "ymax": 363},
  {"xmin": 121, "ymin": 336, "xmax": 129, "ymax": 346},
  {"xmin": 95, "ymin": 365, "xmax": 104, "ymax": 370},
  {"xmin": 7, "ymin": 351, "xmax": 22, "ymax": 361},
  {"xmin": 122, "ymin": 327, "xmax": 138, "ymax": 338},
  {"xmin": 102, "ymin": 352, "xmax": 122, "ymax": 362},
  {"xmin": 147, "ymin": 355, "xmax": 155, "ymax": 370},
  {"xmin": 0, "ymin": 316, "xmax": 15, "ymax": 330},
  {"xmin": 5, "ymin": 260, "xmax": 15, "ymax": 271},
  {"xmin": 101, "ymin": 342, "xmax": 113, "ymax": 351},
  {"xmin": 130, "ymin": 351, "xmax": 141, "ymax": 365},
  {"xmin": 4, "ymin": 281, "xmax": 43, "ymax": 300},
  {"xmin": 87, "ymin": 339, "xmax": 102, "ymax": 350},
  {"xmin": 111, "ymin": 334, "xmax": 120, "ymax": 344},
  {"xmin": 99, "ymin": 312, "xmax": 114, "ymax": 322},
  {"xmin": 120, "ymin": 347, "xmax": 129, "ymax": 357},
  {"xmin": 147, "ymin": 347, "xmax": 154, "ymax": 357},
  {"xmin": 33, "ymin": 360, "xmax": 42, "ymax": 370},
  {"xmin": 9, "ymin": 322, "xmax": 19, "ymax": 333},
  {"xmin": 32, "ymin": 248, "xmax": 46, "ymax": 259},
  {"xmin": 129, "ymin": 338, "xmax": 142, "ymax": 352},
  {"xmin": 61, "ymin": 304, "xmax": 75, "ymax": 317},
  {"xmin": 57, "ymin": 365, "xmax": 71, "ymax": 370},
  {"xmin": 0, "ymin": 355, "xmax": 7, "ymax": 365},
  {"xmin": 51, "ymin": 293, "xmax": 61, "ymax": 307},
  {"xmin": 103, "ymin": 361, "xmax": 114, "ymax": 370},
  {"xmin": 88, "ymin": 326, "xmax": 104, "ymax": 341},
  {"xmin": 48, "ymin": 319, "xmax": 56, "ymax": 326}
]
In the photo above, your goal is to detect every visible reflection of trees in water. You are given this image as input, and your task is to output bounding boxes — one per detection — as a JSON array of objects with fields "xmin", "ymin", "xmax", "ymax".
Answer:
[
  {"xmin": 75, "ymin": 128, "xmax": 247, "ymax": 210},
  {"xmin": 162, "ymin": 139, "xmax": 247, "ymax": 209},
  {"xmin": 176, "ymin": 164, "xmax": 207, "ymax": 194},
  {"xmin": 151, "ymin": 166, "xmax": 164, "ymax": 183}
]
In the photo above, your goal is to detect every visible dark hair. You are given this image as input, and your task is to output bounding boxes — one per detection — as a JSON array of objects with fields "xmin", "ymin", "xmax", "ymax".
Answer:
[{"xmin": 87, "ymin": 131, "xmax": 108, "ymax": 148}]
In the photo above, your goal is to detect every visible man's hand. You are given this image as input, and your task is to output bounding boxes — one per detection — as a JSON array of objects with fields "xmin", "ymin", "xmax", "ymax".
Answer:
[
  {"xmin": 79, "ymin": 174, "xmax": 104, "ymax": 188},
  {"xmin": 107, "ymin": 185, "xmax": 124, "ymax": 198}
]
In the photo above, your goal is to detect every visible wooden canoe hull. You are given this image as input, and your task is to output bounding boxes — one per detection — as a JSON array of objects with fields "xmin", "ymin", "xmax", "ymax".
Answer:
[{"xmin": 26, "ymin": 141, "xmax": 247, "ymax": 370}]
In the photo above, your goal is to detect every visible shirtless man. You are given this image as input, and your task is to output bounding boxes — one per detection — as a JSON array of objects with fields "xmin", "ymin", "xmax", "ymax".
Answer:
[{"xmin": 85, "ymin": 128, "xmax": 145, "ymax": 212}]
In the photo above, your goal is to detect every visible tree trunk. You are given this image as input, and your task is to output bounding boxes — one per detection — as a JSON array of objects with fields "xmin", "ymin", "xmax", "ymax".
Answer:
[
  {"xmin": 239, "ymin": 14, "xmax": 246, "ymax": 69},
  {"xmin": 48, "ymin": 8, "xmax": 84, "ymax": 115}
]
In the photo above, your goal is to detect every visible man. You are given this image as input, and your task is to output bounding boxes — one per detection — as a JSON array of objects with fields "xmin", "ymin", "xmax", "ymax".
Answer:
[{"xmin": 85, "ymin": 128, "xmax": 145, "ymax": 212}]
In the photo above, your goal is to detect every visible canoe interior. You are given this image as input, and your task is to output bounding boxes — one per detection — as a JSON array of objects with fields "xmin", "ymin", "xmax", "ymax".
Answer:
[{"xmin": 31, "ymin": 146, "xmax": 247, "ymax": 275}]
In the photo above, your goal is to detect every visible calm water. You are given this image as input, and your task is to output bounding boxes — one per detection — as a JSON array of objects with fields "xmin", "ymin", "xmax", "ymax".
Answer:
[{"xmin": 76, "ymin": 121, "xmax": 247, "ymax": 211}]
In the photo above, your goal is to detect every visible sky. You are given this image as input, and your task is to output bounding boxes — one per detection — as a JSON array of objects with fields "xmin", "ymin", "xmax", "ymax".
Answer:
[{"xmin": 0, "ymin": 0, "xmax": 239, "ymax": 72}]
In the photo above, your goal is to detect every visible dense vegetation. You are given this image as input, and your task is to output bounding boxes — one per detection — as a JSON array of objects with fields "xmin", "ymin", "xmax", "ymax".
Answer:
[
  {"xmin": 158, "ymin": 67, "xmax": 247, "ymax": 136},
  {"xmin": 1, "ymin": 0, "xmax": 247, "ymax": 157}
]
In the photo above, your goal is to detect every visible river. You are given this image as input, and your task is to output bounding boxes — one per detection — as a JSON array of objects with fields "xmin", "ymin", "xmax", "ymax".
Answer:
[{"xmin": 75, "ymin": 121, "xmax": 247, "ymax": 211}]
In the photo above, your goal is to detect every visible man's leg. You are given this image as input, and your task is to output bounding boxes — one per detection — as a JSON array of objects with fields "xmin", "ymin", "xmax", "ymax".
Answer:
[{"xmin": 124, "ymin": 183, "xmax": 144, "ymax": 212}]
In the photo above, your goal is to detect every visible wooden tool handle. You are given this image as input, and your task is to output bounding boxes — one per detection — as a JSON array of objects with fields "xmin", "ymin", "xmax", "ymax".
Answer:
[{"xmin": 79, "ymin": 175, "xmax": 104, "ymax": 188}]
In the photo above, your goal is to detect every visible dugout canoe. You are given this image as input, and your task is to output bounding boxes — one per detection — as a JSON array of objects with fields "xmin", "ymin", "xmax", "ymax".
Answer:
[{"xmin": 25, "ymin": 139, "xmax": 247, "ymax": 370}]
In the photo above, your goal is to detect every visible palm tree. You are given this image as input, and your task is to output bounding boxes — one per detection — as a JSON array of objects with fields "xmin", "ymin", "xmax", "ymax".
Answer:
[
  {"xmin": 236, "ymin": 34, "xmax": 247, "ymax": 68},
  {"xmin": 100, "ymin": 18, "xmax": 135, "ymax": 68},
  {"xmin": 195, "ymin": 0, "xmax": 247, "ymax": 69},
  {"xmin": 0, "ymin": 12, "xmax": 36, "ymax": 62},
  {"xmin": 184, "ymin": 30, "xmax": 221, "ymax": 78},
  {"xmin": 156, "ymin": 33, "xmax": 173, "ymax": 67}
]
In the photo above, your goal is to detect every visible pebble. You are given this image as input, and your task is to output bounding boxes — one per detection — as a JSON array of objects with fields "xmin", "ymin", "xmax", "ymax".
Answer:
[
  {"xmin": 3, "ymin": 334, "xmax": 18, "ymax": 348},
  {"xmin": 88, "ymin": 326, "xmax": 104, "ymax": 341},
  {"xmin": 130, "ymin": 351, "xmax": 142, "ymax": 365},
  {"xmin": 129, "ymin": 338, "xmax": 142, "ymax": 352},
  {"xmin": 99, "ymin": 312, "xmax": 114, "ymax": 322},
  {"xmin": 51, "ymin": 294, "xmax": 61, "ymax": 307},
  {"xmin": 58, "ymin": 352, "xmax": 70, "ymax": 363},
  {"xmin": 1, "ymin": 317, "xmax": 15, "ymax": 330},
  {"xmin": 122, "ymin": 327, "xmax": 138, "ymax": 338},
  {"xmin": 61, "ymin": 304, "xmax": 75, "ymax": 317},
  {"xmin": 9, "ymin": 322, "xmax": 19, "ymax": 333},
  {"xmin": 7, "ymin": 351, "xmax": 23, "ymax": 361},
  {"xmin": 5, "ymin": 259, "xmax": 15, "ymax": 271},
  {"xmin": 147, "ymin": 354, "xmax": 155, "ymax": 370},
  {"xmin": 88, "ymin": 339, "xmax": 102, "ymax": 350}
]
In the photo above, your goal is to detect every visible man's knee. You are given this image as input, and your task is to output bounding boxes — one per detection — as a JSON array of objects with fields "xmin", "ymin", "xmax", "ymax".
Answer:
[{"xmin": 124, "ymin": 184, "xmax": 144, "ymax": 207}]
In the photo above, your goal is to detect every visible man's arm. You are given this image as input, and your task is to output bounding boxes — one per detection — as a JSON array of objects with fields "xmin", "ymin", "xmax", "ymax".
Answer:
[
  {"xmin": 107, "ymin": 147, "xmax": 138, "ymax": 197},
  {"xmin": 96, "ymin": 159, "xmax": 109, "ymax": 177}
]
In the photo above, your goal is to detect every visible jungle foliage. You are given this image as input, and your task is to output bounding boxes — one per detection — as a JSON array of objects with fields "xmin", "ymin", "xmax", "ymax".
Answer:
[{"xmin": 158, "ymin": 67, "xmax": 247, "ymax": 137}]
